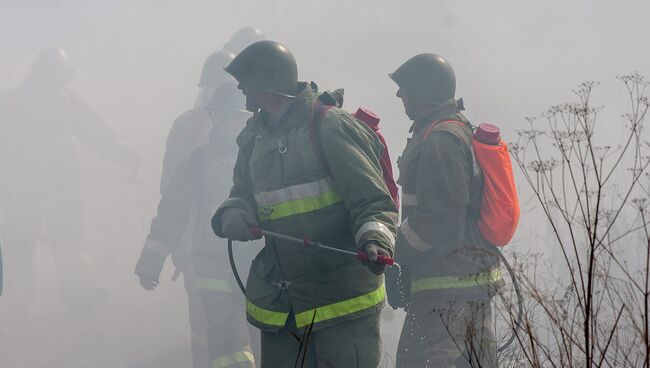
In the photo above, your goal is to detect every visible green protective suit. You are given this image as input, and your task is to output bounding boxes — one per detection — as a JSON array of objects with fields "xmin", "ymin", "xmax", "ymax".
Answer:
[
  {"xmin": 395, "ymin": 99, "xmax": 503, "ymax": 300},
  {"xmin": 394, "ymin": 99, "xmax": 502, "ymax": 368},
  {"xmin": 213, "ymin": 82, "xmax": 398, "ymax": 334}
]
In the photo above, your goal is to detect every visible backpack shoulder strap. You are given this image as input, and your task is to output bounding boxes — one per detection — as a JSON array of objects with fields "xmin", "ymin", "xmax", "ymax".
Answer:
[
  {"xmin": 422, "ymin": 119, "xmax": 467, "ymax": 140},
  {"xmin": 423, "ymin": 119, "xmax": 479, "ymax": 175},
  {"xmin": 310, "ymin": 103, "xmax": 335, "ymax": 176},
  {"xmin": 423, "ymin": 118, "xmax": 483, "ymax": 218}
]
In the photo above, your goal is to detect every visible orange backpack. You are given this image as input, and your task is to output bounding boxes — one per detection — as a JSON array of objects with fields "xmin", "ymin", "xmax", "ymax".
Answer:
[{"xmin": 424, "ymin": 121, "xmax": 520, "ymax": 247}]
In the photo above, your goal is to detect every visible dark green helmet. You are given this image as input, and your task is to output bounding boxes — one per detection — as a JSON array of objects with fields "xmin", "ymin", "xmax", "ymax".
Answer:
[
  {"xmin": 224, "ymin": 40, "xmax": 298, "ymax": 97},
  {"xmin": 199, "ymin": 51, "xmax": 235, "ymax": 87},
  {"xmin": 389, "ymin": 53, "xmax": 456, "ymax": 104},
  {"xmin": 223, "ymin": 27, "xmax": 265, "ymax": 54}
]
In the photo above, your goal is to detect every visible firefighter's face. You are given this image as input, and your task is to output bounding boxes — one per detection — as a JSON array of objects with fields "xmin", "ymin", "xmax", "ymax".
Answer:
[
  {"xmin": 238, "ymin": 83, "xmax": 285, "ymax": 114},
  {"xmin": 238, "ymin": 83, "xmax": 264, "ymax": 112},
  {"xmin": 397, "ymin": 88, "xmax": 418, "ymax": 120},
  {"xmin": 397, "ymin": 88, "xmax": 436, "ymax": 121}
]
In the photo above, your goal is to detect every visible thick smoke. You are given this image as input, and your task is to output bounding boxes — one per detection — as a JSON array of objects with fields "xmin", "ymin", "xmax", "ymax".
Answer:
[{"xmin": 1, "ymin": 1, "xmax": 649, "ymax": 367}]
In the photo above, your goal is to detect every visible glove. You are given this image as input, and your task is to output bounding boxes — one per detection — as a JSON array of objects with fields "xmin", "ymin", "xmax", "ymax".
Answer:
[
  {"xmin": 215, "ymin": 207, "xmax": 261, "ymax": 241},
  {"xmin": 361, "ymin": 241, "xmax": 391, "ymax": 276},
  {"xmin": 134, "ymin": 250, "xmax": 166, "ymax": 290}
]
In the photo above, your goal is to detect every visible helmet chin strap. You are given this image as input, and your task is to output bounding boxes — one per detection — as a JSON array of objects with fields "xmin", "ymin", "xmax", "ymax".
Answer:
[{"xmin": 245, "ymin": 104, "xmax": 259, "ymax": 113}]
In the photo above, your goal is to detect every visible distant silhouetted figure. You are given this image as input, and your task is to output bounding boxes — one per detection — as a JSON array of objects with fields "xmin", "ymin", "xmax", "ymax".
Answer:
[{"xmin": 0, "ymin": 48, "xmax": 139, "ymax": 315}]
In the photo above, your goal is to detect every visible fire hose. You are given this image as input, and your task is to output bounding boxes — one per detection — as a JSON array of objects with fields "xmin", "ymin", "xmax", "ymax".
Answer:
[
  {"xmin": 227, "ymin": 226, "xmax": 395, "ymax": 294},
  {"xmin": 227, "ymin": 227, "xmax": 522, "ymax": 353}
]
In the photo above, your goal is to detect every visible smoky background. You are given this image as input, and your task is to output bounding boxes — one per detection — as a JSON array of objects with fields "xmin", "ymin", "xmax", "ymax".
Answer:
[{"xmin": 1, "ymin": 0, "xmax": 650, "ymax": 367}]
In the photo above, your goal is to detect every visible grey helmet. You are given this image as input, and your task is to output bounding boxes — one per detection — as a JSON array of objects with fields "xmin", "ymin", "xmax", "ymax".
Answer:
[
  {"xmin": 224, "ymin": 40, "xmax": 298, "ymax": 97},
  {"xmin": 389, "ymin": 53, "xmax": 456, "ymax": 104}
]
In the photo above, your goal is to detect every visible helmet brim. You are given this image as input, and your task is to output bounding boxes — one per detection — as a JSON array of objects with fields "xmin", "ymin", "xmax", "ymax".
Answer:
[{"xmin": 224, "ymin": 65, "xmax": 298, "ymax": 99}]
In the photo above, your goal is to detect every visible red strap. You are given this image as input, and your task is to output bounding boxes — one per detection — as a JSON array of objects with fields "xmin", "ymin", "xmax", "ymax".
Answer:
[{"xmin": 423, "ymin": 120, "xmax": 466, "ymax": 140}]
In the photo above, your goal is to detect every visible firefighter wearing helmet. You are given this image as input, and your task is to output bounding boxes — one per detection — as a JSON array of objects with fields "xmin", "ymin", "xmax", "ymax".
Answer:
[
  {"xmin": 135, "ymin": 46, "xmax": 244, "ymax": 368},
  {"xmin": 388, "ymin": 53, "xmax": 503, "ymax": 367},
  {"xmin": 211, "ymin": 40, "xmax": 398, "ymax": 367},
  {"xmin": 136, "ymin": 28, "xmax": 267, "ymax": 367},
  {"xmin": 0, "ymin": 48, "xmax": 140, "ymax": 315},
  {"xmin": 136, "ymin": 80, "xmax": 258, "ymax": 368}
]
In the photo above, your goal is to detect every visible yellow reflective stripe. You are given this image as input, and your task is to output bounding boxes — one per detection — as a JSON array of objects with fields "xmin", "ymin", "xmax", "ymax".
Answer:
[
  {"xmin": 196, "ymin": 278, "xmax": 232, "ymax": 293},
  {"xmin": 246, "ymin": 300, "xmax": 289, "ymax": 327},
  {"xmin": 257, "ymin": 189, "xmax": 341, "ymax": 221},
  {"xmin": 411, "ymin": 268, "xmax": 502, "ymax": 293},
  {"xmin": 295, "ymin": 284, "xmax": 385, "ymax": 328},
  {"xmin": 212, "ymin": 351, "xmax": 255, "ymax": 368},
  {"xmin": 255, "ymin": 178, "xmax": 334, "ymax": 206}
]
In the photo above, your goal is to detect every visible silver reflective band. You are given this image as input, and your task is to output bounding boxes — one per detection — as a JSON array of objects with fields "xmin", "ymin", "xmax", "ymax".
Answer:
[
  {"xmin": 402, "ymin": 193, "xmax": 418, "ymax": 206},
  {"xmin": 400, "ymin": 218, "xmax": 432, "ymax": 251},
  {"xmin": 355, "ymin": 221, "xmax": 395, "ymax": 246},
  {"xmin": 254, "ymin": 178, "xmax": 334, "ymax": 207}
]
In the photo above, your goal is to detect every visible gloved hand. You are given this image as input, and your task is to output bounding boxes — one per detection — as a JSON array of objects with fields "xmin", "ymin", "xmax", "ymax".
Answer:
[
  {"xmin": 134, "ymin": 250, "xmax": 166, "ymax": 290},
  {"xmin": 216, "ymin": 207, "xmax": 262, "ymax": 241},
  {"xmin": 362, "ymin": 241, "xmax": 391, "ymax": 276}
]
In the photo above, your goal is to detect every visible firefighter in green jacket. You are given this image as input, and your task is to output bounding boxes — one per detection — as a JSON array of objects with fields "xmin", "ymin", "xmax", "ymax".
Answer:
[
  {"xmin": 211, "ymin": 40, "xmax": 398, "ymax": 368},
  {"xmin": 389, "ymin": 54, "xmax": 503, "ymax": 367}
]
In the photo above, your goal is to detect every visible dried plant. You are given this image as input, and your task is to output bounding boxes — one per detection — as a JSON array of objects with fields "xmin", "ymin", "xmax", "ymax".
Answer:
[{"xmin": 497, "ymin": 72, "xmax": 650, "ymax": 367}]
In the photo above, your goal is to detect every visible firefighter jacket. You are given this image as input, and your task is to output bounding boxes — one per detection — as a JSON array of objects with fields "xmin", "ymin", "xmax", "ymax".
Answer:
[
  {"xmin": 396, "ymin": 99, "xmax": 503, "ymax": 303},
  {"xmin": 157, "ymin": 104, "xmax": 233, "ymax": 269},
  {"xmin": 213, "ymin": 82, "xmax": 398, "ymax": 332},
  {"xmin": 160, "ymin": 107, "xmax": 214, "ymax": 194}
]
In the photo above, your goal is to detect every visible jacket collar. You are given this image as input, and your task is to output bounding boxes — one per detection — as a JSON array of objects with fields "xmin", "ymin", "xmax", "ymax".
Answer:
[
  {"xmin": 257, "ymin": 81, "xmax": 317, "ymax": 134},
  {"xmin": 410, "ymin": 98, "xmax": 464, "ymax": 133}
]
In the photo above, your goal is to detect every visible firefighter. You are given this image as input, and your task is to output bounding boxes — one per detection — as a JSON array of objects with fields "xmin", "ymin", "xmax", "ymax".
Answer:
[
  {"xmin": 389, "ymin": 53, "xmax": 503, "ymax": 367},
  {"xmin": 211, "ymin": 40, "xmax": 398, "ymax": 368},
  {"xmin": 140, "ymin": 34, "xmax": 262, "ymax": 366},
  {"xmin": 0, "ymin": 48, "xmax": 139, "ymax": 315},
  {"xmin": 140, "ymin": 51, "xmax": 232, "ymax": 368},
  {"xmin": 135, "ymin": 81, "xmax": 257, "ymax": 367},
  {"xmin": 139, "ymin": 48, "xmax": 238, "ymax": 368}
]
